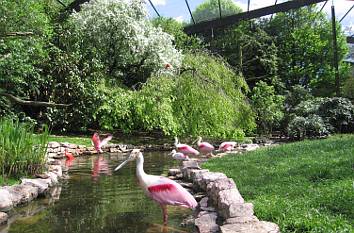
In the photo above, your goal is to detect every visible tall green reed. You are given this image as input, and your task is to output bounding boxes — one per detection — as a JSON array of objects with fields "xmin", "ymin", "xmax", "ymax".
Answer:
[{"xmin": 0, "ymin": 119, "xmax": 49, "ymax": 179}]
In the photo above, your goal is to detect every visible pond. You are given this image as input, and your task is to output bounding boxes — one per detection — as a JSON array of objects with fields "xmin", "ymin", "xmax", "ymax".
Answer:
[{"xmin": 0, "ymin": 152, "xmax": 194, "ymax": 233}]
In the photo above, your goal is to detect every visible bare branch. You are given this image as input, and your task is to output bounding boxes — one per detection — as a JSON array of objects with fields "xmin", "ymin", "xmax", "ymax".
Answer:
[
  {"xmin": 0, "ymin": 93, "xmax": 71, "ymax": 108},
  {"xmin": 1, "ymin": 32, "xmax": 34, "ymax": 37}
]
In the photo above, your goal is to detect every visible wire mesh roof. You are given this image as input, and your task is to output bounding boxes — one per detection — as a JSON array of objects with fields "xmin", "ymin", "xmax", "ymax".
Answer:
[{"xmin": 144, "ymin": 0, "xmax": 354, "ymax": 35}]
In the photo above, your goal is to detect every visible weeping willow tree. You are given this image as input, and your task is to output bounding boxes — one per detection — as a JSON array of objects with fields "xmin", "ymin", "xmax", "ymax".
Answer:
[{"xmin": 95, "ymin": 52, "xmax": 255, "ymax": 139}]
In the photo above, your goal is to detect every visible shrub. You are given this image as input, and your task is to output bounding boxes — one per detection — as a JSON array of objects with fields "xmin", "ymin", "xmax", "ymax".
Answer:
[
  {"xmin": 288, "ymin": 115, "xmax": 329, "ymax": 139},
  {"xmin": 251, "ymin": 81, "xmax": 284, "ymax": 135},
  {"xmin": 0, "ymin": 118, "xmax": 49, "ymax": 178}
]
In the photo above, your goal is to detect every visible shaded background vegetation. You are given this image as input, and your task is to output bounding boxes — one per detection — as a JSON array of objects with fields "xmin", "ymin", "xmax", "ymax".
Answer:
[{"xmin": 0, "ymin": 0, "xmax": 353, "ymax": 139}]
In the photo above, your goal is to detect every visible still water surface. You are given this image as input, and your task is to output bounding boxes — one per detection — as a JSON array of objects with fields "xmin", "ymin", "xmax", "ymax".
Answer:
[{"xmin": 1, "ymin": 152, "xmax": 193, "ymax": 233}]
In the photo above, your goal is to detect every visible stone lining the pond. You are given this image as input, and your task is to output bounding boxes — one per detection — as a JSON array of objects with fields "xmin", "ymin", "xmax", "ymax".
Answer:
[
  {"xmin": 0, "ymin": 212, "xmax": 8, "ymax": 225},
  {"xmin": 174, "ymin": 159, "xmax": 280, "ymax": 233},
  {"xmin": 0, "ymin": 163, "xmax": 63, "ymax": 212}
]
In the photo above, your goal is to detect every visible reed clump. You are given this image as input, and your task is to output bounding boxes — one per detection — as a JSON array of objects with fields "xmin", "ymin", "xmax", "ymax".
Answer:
[{"xmin": 0, "ymin": 119, "xmax": 49, "ymax": 179}]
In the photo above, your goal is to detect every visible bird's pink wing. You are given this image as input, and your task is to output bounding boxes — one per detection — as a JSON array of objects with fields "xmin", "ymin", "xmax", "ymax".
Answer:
[
  {"xmin": 99, "ymin": 135, "xmax": 113, "ymax": 147},
  {"xmin": 200, "ymin": 142, "xmax": 214, "ymax": 150},
  {"xmin": 147, "ymin": 177, "xmax": 197, "ymax": 208}
]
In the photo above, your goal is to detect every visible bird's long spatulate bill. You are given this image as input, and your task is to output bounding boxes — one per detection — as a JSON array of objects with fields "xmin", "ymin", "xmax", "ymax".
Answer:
[{"xmin": 114, "ymin": 159, "xmax": 129, "ymax": 171}]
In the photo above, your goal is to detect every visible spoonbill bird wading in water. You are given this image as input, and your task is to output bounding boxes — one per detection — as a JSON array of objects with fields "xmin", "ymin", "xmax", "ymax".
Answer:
[
  {"xmin": 218, "ymin": 141, "xmax": 237, "ymax": 152},
  {"xmin": 194, "ymin": 136, "xmax": 215, "ymax": 157},
  {"xmin": 174, "ymin": 137, "xmax": 199, "ymax": 156},
  {"xmin": 91, "ymin": 132, "xmax": 113, "ymax": 153},
  {"xmin": 114, "ymin": 149, "xmax": 197, "ymax": 225},
  {"xmin": 170, "ymin": 149, "xmax": 190, "ymax": 161}
]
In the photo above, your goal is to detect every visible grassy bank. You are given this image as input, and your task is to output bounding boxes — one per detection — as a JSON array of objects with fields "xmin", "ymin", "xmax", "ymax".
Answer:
[{"xmin": 203, "ymin": 134, "xmax": 354, "ymax": 233}]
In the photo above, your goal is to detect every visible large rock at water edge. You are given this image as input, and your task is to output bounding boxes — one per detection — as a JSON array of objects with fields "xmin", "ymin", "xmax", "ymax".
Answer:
[
  {"xmin": 0, "ymin": 189, "xmax": 13, "ymax": 211},
  {"xmin": 0, "ymin": 212, "xmax": 8, "ymax": 225},
  {"xmin": 220, "ymin": 221, "xmax": 280, "ymax": 233}
]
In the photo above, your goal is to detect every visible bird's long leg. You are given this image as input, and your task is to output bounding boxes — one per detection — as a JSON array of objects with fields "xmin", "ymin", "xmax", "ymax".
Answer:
[{"xmin": 161, "ymin": 205, "xmax": 168, "ymax": 225}]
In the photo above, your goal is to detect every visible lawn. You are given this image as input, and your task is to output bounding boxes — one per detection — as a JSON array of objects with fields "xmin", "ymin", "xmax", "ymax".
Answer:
[
  {"xmin": 46, "ymin": 135, "xmax": 93, "ymax": 147},
  {"xmin": 203, "ymin": 134, "xmax": 354, "ymax": 233}
]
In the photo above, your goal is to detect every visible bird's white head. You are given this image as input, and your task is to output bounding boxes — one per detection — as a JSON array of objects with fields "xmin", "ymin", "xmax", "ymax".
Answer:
[
  {"xmin": 114, "ymin": 149, "xmax": 142, "ymax": 171},
  {"xmin": 169, "ymin": 149, "xmax": 177, "ymax": 155}
]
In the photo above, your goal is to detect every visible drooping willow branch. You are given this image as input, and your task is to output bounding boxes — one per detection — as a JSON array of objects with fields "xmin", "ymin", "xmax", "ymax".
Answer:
[{"xmin": 0, "ymin": 93, "xmax": 71, "ymax": 108}]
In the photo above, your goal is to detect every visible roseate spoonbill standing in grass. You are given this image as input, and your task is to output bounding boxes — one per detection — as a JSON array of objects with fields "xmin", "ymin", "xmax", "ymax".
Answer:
[
  {"xmin": 174, "ymin": 137, "xmax": 199, "ymax": 156},
  {"xmin": 218, "ymin": 141, "xmax": 237, "ymax": 152},
  {"xmin": 91, "ymin": 132, "xmax": 113, "ymax": 153},
  {"xmin": 169, "ymin": 149, "xmax": 190, "ymax": 161},
  {"xmin": 194, "ymin": 136, "xmax": 215, "ymax": 157},
  {"xmin": 114, "ymin": 149, "xmax": 197, "ymax": 225}
]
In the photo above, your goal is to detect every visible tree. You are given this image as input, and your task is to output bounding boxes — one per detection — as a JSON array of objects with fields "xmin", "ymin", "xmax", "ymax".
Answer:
[
  {"xmin": 251, "ymin": 81, "xmax": 284, "ymax": 134},
  {"xmin": 69, "ymin": 0, "xmax": 182, "ymax": 88},
  {"xmin": 192, "ymin": 0, "xmax": 242, "ymax": 23},
  {"xmin": 263, "ymin": 6, "xmax": 348, "ymax": 96}
]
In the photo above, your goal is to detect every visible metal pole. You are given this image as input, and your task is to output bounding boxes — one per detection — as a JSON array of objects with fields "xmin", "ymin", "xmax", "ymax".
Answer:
[
  {"xmin": 331, "ymin": 5, "xmax": 340, "ymax": 96},
  {"xmin": 185, "ymin": 0, "xmax": 195, "ymax": 24},
  {"xmin": 340, "ymin": 4, "xmax": 354, "ymax": 22},
  {"xmin": 270, "ymin": 0, "xmax": 278, "ymax": 21},
  {"xmin": 147, "ymin": 0, "xmax": 160, "ymax": 17},
  {"xmin": 218, "ymin": 0, "xmax": 222, "ymax": 19},
  {"xmin": 247, "ymin": 0, "xmax": 251, "ymax": 12}
]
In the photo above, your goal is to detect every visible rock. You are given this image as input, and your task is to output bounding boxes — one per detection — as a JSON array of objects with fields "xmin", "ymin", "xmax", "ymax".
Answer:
[
  {"xmin": 240, "ymin": 144, "xmax": 260, "ymax": 152},
  {"xmin": 220, "ymin": 221, "xmax": 280, "ymax": 233},
  {"xmin": 179, "ymin": 182, "xmax": 194, "ymax": 189},
  {"xmin": 190, "ymin": 169, "xmax": 210, "ymax": 182},
  {"xmin": 207, "ymin": 178, "xmax": 237, "ymax": 205},
  {"xmin": 224, "ymin": 216, "xmax": 259, "ymax": 225},
  {"xmin": 4, "ymin": 184, "xmax": 38, "ymax": 205},
  {"xmin": 110, "ymin": 147, "xmax": 120, "ymax": 153},
  {"xmin": 195, "ymin": 211, "xmax": 219, "ymax": 233},
  {"xmin": 48, "ymin": 165, "xmax": 63, "ymax": 177},
  {"xmin": 197, "ymin": 172, "xmax": 227, "ymax": 190},
  {"xmin": 0, "ymin": 189, "xmax": 13, "ymax": 211},
  {"xmin": 219, "ymin": 203, "xmax": 254, "ymax": 219},
  {"xmin": 193, "ymin": 192, "xmax": 207, "ymax": 202},
  {"xmin": 0, "ymin": 212, "xmax": 8, "ymax": 225},
  {"xmin": 47, "ymin": 152, "xmax": 63, "ymax": 159},
  {"xmin": 180, "ymin": 215, "xmax": 195, "ymax": 228},
  {"xmin": 181, "ymin": 160, "xmax": 201, "ymax": 170},
  {"xmin": 168, "ymin": 168, "xmax": 181, "ymax": 176},
  {"xmin": 217, "ymin": 189, "xmax": 245, "ymax": 210},
  {"xmin": 47, "ymin": 142, "xmax": 60, "ymax": 148},
  {"xmin": 35, "ymin": 173, "xmax": 50, "ymax": 179},
  {"xmin": 48, "ymin": 160, "xmax": 61, "ymax": 165},
  {"xmin": 47, "ymin": 147, "xmax": 60, "ymax": 153},
  {"xmin": 21, "ymin": 178, "xmax": 49, "ymax": 194}
]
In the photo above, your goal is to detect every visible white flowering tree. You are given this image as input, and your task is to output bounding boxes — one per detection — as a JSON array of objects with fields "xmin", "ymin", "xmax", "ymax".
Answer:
[{"xmin": 70, "ymin": 0, "xmax": 181, "ymax": 88}]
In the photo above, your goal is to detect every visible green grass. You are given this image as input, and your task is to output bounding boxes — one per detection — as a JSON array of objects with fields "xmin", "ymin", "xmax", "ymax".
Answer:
[
  {"xmin": 46, "ymin": 135, "xmax": 93, "ymax": 147},
  {"xmin": 203, "ymin": 134, "xmax": 354, "ymax": 233},
  {"xmin": 0, "ymin": 176, "xmax": 19, "ymax": 186}
]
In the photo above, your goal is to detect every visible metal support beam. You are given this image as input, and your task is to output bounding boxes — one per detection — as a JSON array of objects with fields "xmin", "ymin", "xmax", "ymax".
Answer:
[
  {"xmin": 339, "ymin": 4, "xmax": 354, "ymax": 22},
  {"xmin": 331, "ymin": 5, "xmax": 340, "ymax": 96},
  {"xmin": 247, "ymin": 0, "xmax": 251, "ymax": 12},
  {"xmin": 184, "ymin": 0, "xmax": 326, "ymax": 34},
  {"xmin": 185, "ymin": 0, "xmax": 195, "ymax": 24},
  {"xmin": 147, "ymin": 0, "xmax": 160, "ymax": 17},
  {"xmin": 270, "ymin": 0, "xmax": 279, "ymax": 21}
]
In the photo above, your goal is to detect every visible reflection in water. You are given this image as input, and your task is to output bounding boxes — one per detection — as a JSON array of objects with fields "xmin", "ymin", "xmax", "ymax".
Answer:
[{"xmin": 2, "ymin": 152, "xmax": 194, "ymax": 233}]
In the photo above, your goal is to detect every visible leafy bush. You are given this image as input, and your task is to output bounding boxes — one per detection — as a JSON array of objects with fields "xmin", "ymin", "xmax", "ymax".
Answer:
[
  {"xmin": 251, "ymin": 81, "xmax": 284, "ymax": 134},
  {"xmin": 288, "ymin": 115, "xmax": 328, "ymax": 139},
  {"xmin": 342, "ymin": 76, "xmax": 354, "ymax": 99},
  {"xmin": 288, "ymin": 97, "xmax": 354, "ymax": 138},
  {"xmin": 0, "ymin": 118, "xmax": 49, "ymax": 178}
]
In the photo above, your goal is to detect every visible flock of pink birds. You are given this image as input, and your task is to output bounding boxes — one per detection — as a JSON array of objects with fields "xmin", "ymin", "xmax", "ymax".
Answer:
[{"xmin": 64, "ymin": 133, "xmax": 238, "ymax": 226}]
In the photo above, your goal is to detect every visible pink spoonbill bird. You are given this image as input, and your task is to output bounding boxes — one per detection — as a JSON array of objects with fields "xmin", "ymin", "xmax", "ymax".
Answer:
[
  {"xmin": 114, "ymin": 149, "xmax": 197, "ymax": 225},
  {"xmin": 194, "ymin": 136, "xmax": 215, "ymax": 157},
  {"xmin": 218, "ymin": 141, "xmax": 237, "ymax": 152},
  {"xmin": 91, "ymin": 132, "xmax": 113, "ymax": 153},
  {"xmin": 169, "ymin": 149, "xmax": 189, "ymax": 161},
  {"xmin": 174, "ymin": 137, "xmax": 199, "ymax": 156}
]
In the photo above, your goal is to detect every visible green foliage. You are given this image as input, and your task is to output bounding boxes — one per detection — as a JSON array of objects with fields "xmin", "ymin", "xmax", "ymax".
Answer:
[
  {"xmin": 151, "ymin": 17, "xmax": 202, "ymax": 51},
  {"xmin": 211, "ymin": 24, "xmax": 280, "ymax": 88},
  {"xmin": 203, "ymin": 135, "xmax": 354, "ymax": 233},
  {"xmin": 192, "ymin": 0, "xmax": 242, "ymax": 23},
  {"xmin": 0, "ymin": 119, "xmax": 49, "ymax": 178},
  {"xmin": 264, "ymin": 6, "xmax": 348, "ymax": 95},
  {"xmin": 284, "ymin": 85, "xmax": 313, "ymax": 112},
  {"xmin": 251, "ymin": 81, "xmax": 284, "ymax": 134},
  {"xmin": 69, "ymin": 0, "xmax": 181, "ymax": 88},
  {"xmin": 94, "ymin": 52, "xmax": 255, "ymax": 138},
  {"xmin": 342, "ymin": 76, "xmax": 354, "ymax": 99},
  {"xmin": 288, "ymin": 97, "xmax": 354, "ymax": 138}
]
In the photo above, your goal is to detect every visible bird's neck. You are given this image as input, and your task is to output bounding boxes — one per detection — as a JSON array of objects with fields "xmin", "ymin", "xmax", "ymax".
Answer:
[
  {"xmin": 197, "ymin": 138, "xmax": 202, "ymax": 146},
  {"xmin": 136, "ymin": 153, "xmax": 146, "ymax": 180},
  {"xmin": 174, "ymin": 137, "xmax": 179, "ymax": 147}
]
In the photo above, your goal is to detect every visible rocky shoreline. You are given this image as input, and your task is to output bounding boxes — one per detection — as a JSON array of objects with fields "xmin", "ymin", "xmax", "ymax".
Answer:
[{"xmin": 0, "ymin": 140, "xmax": 280, "ymax": 232}]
